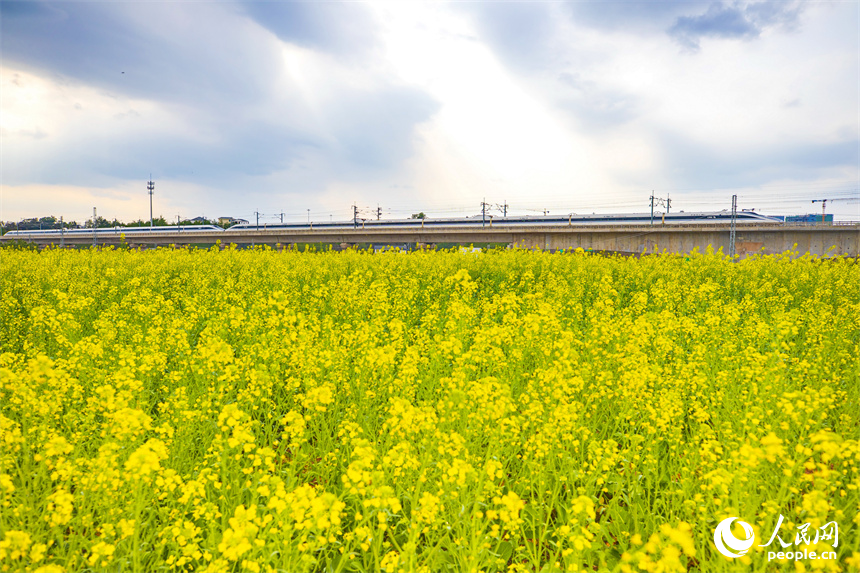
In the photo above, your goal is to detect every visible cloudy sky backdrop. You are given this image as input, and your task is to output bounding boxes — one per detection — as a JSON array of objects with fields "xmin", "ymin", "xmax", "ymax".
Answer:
[{"xmin": 2, "ymin": 0, "xmax": 859, "ymax": 224}]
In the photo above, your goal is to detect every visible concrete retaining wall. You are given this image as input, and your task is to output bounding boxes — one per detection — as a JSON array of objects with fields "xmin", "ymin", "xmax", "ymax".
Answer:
[
  {"xmin": 5, "ymin": 224, "xmax": 858, "ymax": 257},
  {"xmin": 513, "ymin": 226, "xmax": 859, "ymax": 257}
]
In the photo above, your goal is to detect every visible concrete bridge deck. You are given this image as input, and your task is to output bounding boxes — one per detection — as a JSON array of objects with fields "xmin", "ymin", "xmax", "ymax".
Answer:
[{"xmin": 4, "ymin": 222, "xmax": 859, "ymax": 257}]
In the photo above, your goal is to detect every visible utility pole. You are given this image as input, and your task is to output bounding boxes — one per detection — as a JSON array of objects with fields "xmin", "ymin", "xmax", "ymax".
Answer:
[
  {"xmin": 279, "ymin": 212, "xmax": 284, "ymax": 224},
  {"xmin": 353, "ymin": 204, "xmax": 359, "ymax": 229},
  {"xmin": 650, "ymin": 192, "xmax": 672, "ymax": 222},
  {"xmin": 481, "ymin": 198, "xmax": 489, "ymax": 227},
  {"xmin": 147, "ymin": 176, "xmax": 154, "ymax": 229},
  {"xmin": 650, "ymin": 193, "xmax": 655, "ymax": 225},
  {"xmin": 307, "ymin": 209, "xmax": 310, "ymax": 224},
  {"xmin": 729, "ymin": 195, "xmax": 737, "ymax": 259},
  {"xmin": 255, "ymin": 211, "xmax": 260, "ymax": 231},
  {"xmin": 376, "ymin": 205, "xmax": 382, "ymax": 220}
]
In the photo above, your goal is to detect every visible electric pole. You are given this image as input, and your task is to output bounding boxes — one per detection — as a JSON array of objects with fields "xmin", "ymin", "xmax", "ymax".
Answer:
[
  {"xmin": 730, "ymin": 195, "xmax": 737, "ymax": 259},
  {"xmin": 650, "ymin": 193, "xmax": 655, "ymax": 225},
  {"xmin": 377, "ymin": 205, "xmax": 382, "ymax": 220},
  {"xmin": 353, "ymin": 204, "xmax": 359, "ymax": 229},
  {"xmin": 481, "ymin": 198, "xmax": 489, "ymax": 227},
  {"xmin": 147, "ymin": 176, "xmax": 155, "ymax": 229},
  {"xmin": 650, "ymin": 192, "xmax": 671, "ymax": 223}
]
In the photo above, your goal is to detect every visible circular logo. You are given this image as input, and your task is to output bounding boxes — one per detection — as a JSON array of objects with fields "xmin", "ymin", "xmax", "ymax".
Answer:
[{"xmin": 714, "ymin": 517, "xmax": 755, "ymax": 558}]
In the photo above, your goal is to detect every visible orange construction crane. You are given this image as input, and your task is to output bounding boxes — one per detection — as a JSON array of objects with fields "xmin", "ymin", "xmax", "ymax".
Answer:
[{"xmin": 811, "ymin": 197, "xmax": 858, "ymax": 222}]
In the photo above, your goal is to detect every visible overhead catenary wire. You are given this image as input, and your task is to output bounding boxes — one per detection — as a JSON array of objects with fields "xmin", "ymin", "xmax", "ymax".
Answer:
[{"xmin": 236, "ymin": 183, "xmax": 859, "ymax": 224}]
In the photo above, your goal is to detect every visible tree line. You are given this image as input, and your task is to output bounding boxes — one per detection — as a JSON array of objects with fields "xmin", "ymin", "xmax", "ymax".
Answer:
[{"xmin": 1, "ymin": 216, "xmax": 230, "ymax": 234}]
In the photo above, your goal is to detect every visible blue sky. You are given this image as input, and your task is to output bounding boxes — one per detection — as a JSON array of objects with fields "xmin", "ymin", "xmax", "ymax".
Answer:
[{"xmin": 2, "ymin": 0, "xmax": 858, "ymax": 223}]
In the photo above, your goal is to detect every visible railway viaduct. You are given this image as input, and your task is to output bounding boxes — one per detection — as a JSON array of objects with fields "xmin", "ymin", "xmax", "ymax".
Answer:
[{"xmin": 6, "ymin": 222, "xmax": 859, "ymax": 257}]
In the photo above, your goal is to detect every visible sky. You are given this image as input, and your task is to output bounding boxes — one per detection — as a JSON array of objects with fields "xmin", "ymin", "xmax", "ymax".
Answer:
[{"xmin": 2, "ymin": 0, "xmax": 859, "ymax": 224}]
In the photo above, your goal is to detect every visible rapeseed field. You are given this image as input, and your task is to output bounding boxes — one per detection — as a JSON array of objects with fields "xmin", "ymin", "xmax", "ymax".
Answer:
[{"xmin": 0, "ymin": 246, "xmax": 857, "ymax": 572}]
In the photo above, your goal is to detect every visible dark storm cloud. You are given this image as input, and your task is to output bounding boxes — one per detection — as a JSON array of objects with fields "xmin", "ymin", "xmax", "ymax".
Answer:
[
  {"xmin": 0, "ymin": 1, "xmax": 439, "ymax": 188},
  {"xmin": 668, "ymin": 1, "xmax": 806, "ymax": 52}
]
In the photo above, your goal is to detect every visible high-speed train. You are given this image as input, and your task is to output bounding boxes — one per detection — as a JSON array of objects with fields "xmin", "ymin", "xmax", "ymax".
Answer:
[
  {"xmin": 3, "ymin": 212, "xmax": 781, "ymax": 239},
  {"xmin": 226, "ymin": 210, "xmax": 782, "ymax": 231}
]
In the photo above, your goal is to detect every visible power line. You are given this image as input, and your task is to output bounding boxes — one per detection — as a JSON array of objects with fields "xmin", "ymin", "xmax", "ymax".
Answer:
[{"xmin": 230, "ymin": 185, "xmax": 859, "ymax": 225}]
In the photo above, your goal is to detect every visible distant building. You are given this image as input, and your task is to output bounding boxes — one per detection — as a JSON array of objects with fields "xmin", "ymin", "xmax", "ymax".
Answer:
[
  {"xmin": 218, "ymin": 217, "xmax": 249, "ymax": 225},
  {"xmin": 785, "ymin": 214, "xmax": 833, "ymax": 223},
  {"xmin": 189, "ymin": 216, "xmax": 209, "ymax": 224}
]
